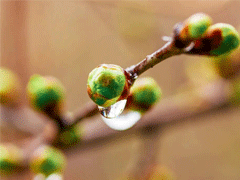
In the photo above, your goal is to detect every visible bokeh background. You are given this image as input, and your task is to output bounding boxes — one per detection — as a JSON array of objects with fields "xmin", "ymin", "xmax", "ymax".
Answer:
[{"xmin": 1, "ymin": 1, "xmax": 240, "ymax": 180}]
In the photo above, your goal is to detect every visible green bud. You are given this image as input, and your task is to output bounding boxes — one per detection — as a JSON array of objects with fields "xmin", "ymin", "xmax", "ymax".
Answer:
[
  {"xmin": 87, "ymin": 64, "xmax": 128, "ymax": 107},
  {"xmin": 27, "ymin": 75, "xmax": 66, "ymax": 114},
  {"xmin": 57, "ymin": 125, "xmax": 84, "ymax": 147},
  {"xmin": 0, "ymin": 68, "xmax": 21, "ymax": 106},
  {"xmin": 180, "ymin": 13, "xmax": 212, "ymax": 40},
  {"xmin": 30, "ymin": 145, "xmax": 66, "ymax": 176},
  {"xmin": 208, "ymin": 23, "xmax": 240, "ymax": 55},
  {"xmin": 186, "ymin": 23, "xmax": 240, "ymax": 56},
  {"xmin": 127, "ymin": 77, "xmax": 162, "ymax": 113},
  {"xmin": 0, "ymin": 144, "xmax": 23, "ymax": 175}
]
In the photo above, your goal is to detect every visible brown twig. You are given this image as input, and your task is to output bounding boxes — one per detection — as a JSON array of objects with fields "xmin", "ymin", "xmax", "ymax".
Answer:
[
  {"xmin": 21, "ymin": 121, "xmax": 59, "ymax": 167},
  {"xmin": 125, "ymin": 41, "xmax": 182, "ymax": 79},
  {"xmin": 68, "ymin": 101, "xmax": 98, "ymax": 128}
]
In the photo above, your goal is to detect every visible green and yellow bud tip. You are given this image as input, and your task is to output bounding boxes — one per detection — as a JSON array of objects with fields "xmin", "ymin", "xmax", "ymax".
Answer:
[
  {"xmin": 57, "ymin": 125, "xmax": 84, "ymax": 147},
  {"xmin": 180, "ymin": 13, "xmax": 212, "ymax": 40},
  {"xmin": 0, "ymin": 67, "xmax": 21, "ymax": 106},
  {"xmin": 0, "ymin": 144, "xmax": 23, "ymax": 176},
  {"xmin": 207, "ymin": 23, "xmax": 240, "ymax": 55},
  {"xmin": 127, "ymin": 77, "xmax": 162, "ymax": 113},
  {"xmin": 87, "ymin": 64, "xmax": 128, "ymax": 107},
  {"xmin": 30, "ymin": 145, "xmax": 66, "ymax": 176},
  {"xmin": 27, "ymin": 74, "xmax": 66, "ymax": 113}
]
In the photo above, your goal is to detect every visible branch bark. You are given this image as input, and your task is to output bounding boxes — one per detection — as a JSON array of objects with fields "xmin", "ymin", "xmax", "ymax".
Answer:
[{"xmin": 125, "ymin": 41, "xmax": 181, "ymax": 78}]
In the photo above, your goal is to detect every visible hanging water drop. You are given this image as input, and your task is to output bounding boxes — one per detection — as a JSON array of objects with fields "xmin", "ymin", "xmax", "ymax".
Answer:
[
  {"xmin": 101, "ymin": 110, "xmax": 142, "ymax": 131},
  {"xmin": 98, "ymin": 99, "xmax": 127, "ymax": 119}
]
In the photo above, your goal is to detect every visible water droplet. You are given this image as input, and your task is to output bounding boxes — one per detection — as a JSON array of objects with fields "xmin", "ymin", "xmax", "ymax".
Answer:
[
  {"xmin": 101, "ymin": 110, "xmax": 142, "ymax": 131},
  {"xmin": 98, "ymin": 99, "xmax": 127, "ymax": 119},
  {"xmin": 46, "ymin": 174, "xmax": 63, "ymax": 180}
]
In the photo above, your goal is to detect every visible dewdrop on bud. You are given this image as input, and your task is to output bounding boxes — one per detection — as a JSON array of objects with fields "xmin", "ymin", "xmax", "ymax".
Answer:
[
  {"xmin": 101, "ymin": 77, "xmax": 162, "ymax": 131},
  {"xmin": 180, "ymin": 13, "xmax": 212, "ymax": 41},
  {"xmin": 0, "ymin": 144, "xmax": 23, "ymax": 176},
  {"xmin": 0, "ymin": 68, "xmax": 21, "ymax": 106},
  {"xmin": 27, "ymin": 75, "xmax": 66, "ymax": 114},
  {"xmin": 30, "ymin": 145, "xmax": 66, "ymax": 176},
  {"xmin": 127, "ymin": 77, "xmax": 162, "ymax": 113},
  {"xmin": 87, "ymin": 64, "xmax": 128, "ymax": 107},
  {"xmin": 101, "ymin": 110, "xmax": 142, "ymax": 131},
  {"xmin": 87, "ymin": 64, "xmax": 130, "ymax": 118}
]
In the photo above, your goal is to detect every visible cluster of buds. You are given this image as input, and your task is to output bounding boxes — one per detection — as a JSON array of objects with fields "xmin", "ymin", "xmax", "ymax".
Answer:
[
  {"xmin": 87, "ymin": 64, "xmax": 162, "ymax": 114},
  {"xmin": 174, "ymin": 13, "xmax": 240, "ymax": 56}
]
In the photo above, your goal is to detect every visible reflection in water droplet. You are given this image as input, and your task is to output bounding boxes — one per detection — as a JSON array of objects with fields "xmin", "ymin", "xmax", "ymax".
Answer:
[
  {"xmin": 101, "ymin": 111, "xmax": 142, "ymax": 131},
  {"xmin": 98, "ymin": 99, "xmax": 127, "ymax": 119}
]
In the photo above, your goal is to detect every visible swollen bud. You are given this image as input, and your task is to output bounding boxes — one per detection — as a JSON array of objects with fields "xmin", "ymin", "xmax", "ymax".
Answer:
[
  {"xmin": 127, "ymin": 77, "xmax": 162, "ymax": 113},
  {"xmin": 87, "ymin": 64, "xmax": 129, "ymax": 107},
  {"xmin": 208, "ymin": 23, "xmax": 240, "ymax": 55},
  {"xmin": 0, "ymin": 144, "xmax": 23, "ymax": 176},
  {"xmin": 27, "ymin": 75, "xmax": 66, "ymax": 114},
  {"xmin": 179, "ymin": 13, "xmax": 212, "ymax": 41},
  {"xmin": 0, "ymin": 68, "xmax": 21, "ymax": 106},
  {"xmin": 30, "ymin": 145, "xmax": 66, "ymax": 176},
  {"xmin": 187, "ymin": 23, "xmax": 240, "ymax": 56}
]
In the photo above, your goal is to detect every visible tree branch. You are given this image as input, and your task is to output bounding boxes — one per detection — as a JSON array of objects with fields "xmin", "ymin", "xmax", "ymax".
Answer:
[
  {"xmin": 125, "ymin": 41, "xmax": 182, "ymax": 78},
  {"xmin": 72, "ymin": 79, "xmax": 231, "ymax": 146}
]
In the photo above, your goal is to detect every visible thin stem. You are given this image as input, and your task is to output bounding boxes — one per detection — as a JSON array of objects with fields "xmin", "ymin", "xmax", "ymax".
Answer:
[
  {"xmin": 67, "ymin": 101, "xmax": 98, "ymax": 128},
  {"xmin": 21, "ymin": 121, "xmax": 59, "ymax": 166},
  {"xmin": 126, "ymin": 41, "xmax": 182, "ymax": 79}
]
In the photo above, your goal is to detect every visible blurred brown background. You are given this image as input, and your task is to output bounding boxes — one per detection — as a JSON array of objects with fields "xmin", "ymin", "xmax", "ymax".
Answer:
[{"xmin": 1, "ymin": 1, "xmax": 240, "ymax": 180}]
